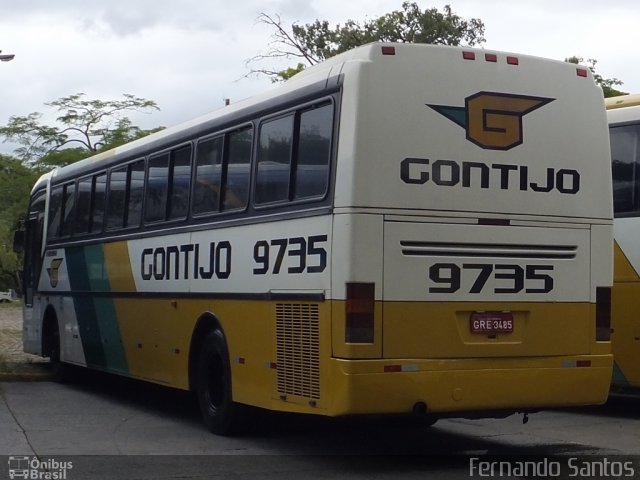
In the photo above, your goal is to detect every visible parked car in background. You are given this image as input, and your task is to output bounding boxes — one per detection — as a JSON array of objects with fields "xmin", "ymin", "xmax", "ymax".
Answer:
[{"xmin": 0, "ymin": 289, "xmax": 16, "ymax": 302}]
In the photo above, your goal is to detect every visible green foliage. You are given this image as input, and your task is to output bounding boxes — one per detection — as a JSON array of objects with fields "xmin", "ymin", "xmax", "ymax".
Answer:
[
  {"xmin": 0, "ymin": 223, "xmax": 19, "ymax": 290},
  {"xmin": 0, "ymin": 155, "xmax": 38, "ymax": 226},
  {"xmin": 33, "ymin": 117, "xmax": 164, "ymax": 171},
  {"xmin": 0, "ymin": 93, "xmax": 160, "ymax": 165},
  {"xmin": 364, "ymin": 3, "xmax": 485, "ymax": 46},
  {"xmin": 0, "ymin": 155, "xmax": 38, "ymax": 290},
  {"xmin": 99, "ymin": 117, "xmax": 165, "ymax": 152},
  {"xmin": 565, "ymin": 56, "xmax": 627, "ymax": 98},
  {"xmin": 36, "ymin": 148, "xmax": 90, "ymax": 172},
  {"xmin": 0, "ymin": 113, "xmax": 63, "ymax": 164},
  {"xmin": 0, "ymin": 93, "xmax": 162, "ymax": 290},
  {"xmin": 273, "ymin": 63, "xmax": 307, "ymax": 83},
  {"xmin": 250, "ymin": 2, "xmax": 485, "ymax": 81}
]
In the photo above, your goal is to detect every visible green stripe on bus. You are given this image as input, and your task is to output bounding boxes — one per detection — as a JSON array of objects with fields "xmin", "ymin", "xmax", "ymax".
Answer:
[
  {"xmin": 85, "ymin": 244, "xmax": 129, "ymax": 374},
  {"xmin": 612, "ymin": 361, "xmax": 630, "ymax": 387},
  {"xmin": 66, "ymin": 245, "xmax": 129, "ymax": 373},
  {"xmin": 66, "ymin": 246, "xmax": 106, "ymax": 368}
]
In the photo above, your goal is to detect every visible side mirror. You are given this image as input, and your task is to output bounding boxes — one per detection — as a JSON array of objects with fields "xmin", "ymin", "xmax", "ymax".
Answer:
[{"xmin": 13, "ymin": 230, "xmax": 25, "ymax": 254}]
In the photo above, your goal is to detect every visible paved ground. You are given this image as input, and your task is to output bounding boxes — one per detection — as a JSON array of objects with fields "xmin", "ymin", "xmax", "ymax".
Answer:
[
  {"xmin": 0, "ymin": 305, "xmax": 50, "ymax": 380},
  {"xmin": 1, "ymin": 380, "xmax": 639, "ymax": 479}
]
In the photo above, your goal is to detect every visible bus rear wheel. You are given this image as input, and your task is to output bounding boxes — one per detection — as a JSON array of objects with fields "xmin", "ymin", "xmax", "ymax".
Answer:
[{"xmin": 196, "ymin": 330, "xmax": 249, "ymax": 436}]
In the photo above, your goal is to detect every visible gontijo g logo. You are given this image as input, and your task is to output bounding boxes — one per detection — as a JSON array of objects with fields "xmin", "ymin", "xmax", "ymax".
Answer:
[
  {"xmin": 400, "ymin": 91, "xmax": 579, "ymax": 195},
  {"xmin": 428, "ymin": 92, "xmax": 554, "ymax": 150}
]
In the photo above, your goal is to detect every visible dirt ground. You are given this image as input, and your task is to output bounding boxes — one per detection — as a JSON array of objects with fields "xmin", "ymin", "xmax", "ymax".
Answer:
[{"xmin": 0, "ymin": 304, "xmax": 48, "ymax": 368}]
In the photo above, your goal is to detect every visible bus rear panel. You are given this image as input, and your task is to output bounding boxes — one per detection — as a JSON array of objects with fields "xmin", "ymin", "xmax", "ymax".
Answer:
[{"xmin": 325, "ymin": 44, "xmax": 612, "ymax": 416}]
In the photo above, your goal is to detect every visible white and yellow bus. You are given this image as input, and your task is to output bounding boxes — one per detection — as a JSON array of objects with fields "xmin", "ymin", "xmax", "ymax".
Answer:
[
  {"xmin": 17, "ymin": 43, "xmax": 613, "ymax": 434},
  {"xmin": 605, "ymin": 93, "xmax": 640, "ymax": 391}
]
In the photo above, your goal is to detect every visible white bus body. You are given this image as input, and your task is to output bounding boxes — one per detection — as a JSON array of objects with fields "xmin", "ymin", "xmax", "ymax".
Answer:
[{"xmin": 21, "ymin": 44, "xmax": 613, "ymax": 433}]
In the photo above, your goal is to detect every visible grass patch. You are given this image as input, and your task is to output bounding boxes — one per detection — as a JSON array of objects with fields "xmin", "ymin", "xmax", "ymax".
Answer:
[{"xmin": 0, "ymin": 300, "xmax": 21, "ymax": 309}]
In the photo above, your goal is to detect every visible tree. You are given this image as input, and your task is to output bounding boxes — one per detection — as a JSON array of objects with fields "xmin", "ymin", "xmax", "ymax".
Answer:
[
  {"xmin": 0, "ymin": 155, "xmax": 38, "ymax": 226},
  {"xmin": 0, "ymin": 93, "xmax": 163, "ymax": 290},
  {"xmin": 248, "ymin": 2, "xmax": 485, "ymax": 82},
  {"xmin": 0, "ymin": 154, "xmax": 38, "ymax": 290},
  {"xmin": 566, "ymin": 56, "xmax": 627, "ymax": 98},
  {"xmin": 35, "ymin": 118, "xmax": 164, "ymax": 172},
  {"xmin": 0, "ymin": 93, "xmax": 161, "ymax": 166}
]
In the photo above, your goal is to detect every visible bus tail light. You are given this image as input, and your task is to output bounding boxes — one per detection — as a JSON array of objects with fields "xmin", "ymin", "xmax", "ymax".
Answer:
[
  {"xmin": 381, "ymin": 46, "xmax": 396, "ymax": 56},
  {"xmin": 345, "ymin": 282, "xmax": 375, "ymax": 343},
  {"xmin": 596, "ymin": 287, "xmax": 611, "ymax": 341}
]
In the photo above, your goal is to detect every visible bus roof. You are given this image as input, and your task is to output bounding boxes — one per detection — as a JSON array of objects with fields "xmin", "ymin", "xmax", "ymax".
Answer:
[
  {"xmin": 605, "ymin": 94, "xmax": 640, "ymax": 110},
  {"xmin": 35, "ymin": 42, "xmax": 601, "ymax": 200}
]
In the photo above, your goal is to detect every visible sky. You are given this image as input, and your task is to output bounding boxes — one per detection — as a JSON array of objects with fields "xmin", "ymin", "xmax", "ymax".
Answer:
[{"xmin": 1, "ymin": 0, "xmax": 639, "ymax": 156}]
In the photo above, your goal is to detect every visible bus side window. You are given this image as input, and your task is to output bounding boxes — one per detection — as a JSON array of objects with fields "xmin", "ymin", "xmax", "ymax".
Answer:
[
  {"xmin": 254, "ymin": 102, "xmax": 333, "ymax": 207},
  {"xmin": 60, "ymin": 183, "xmax": 76, "ymax": 237},
  {"xmin": 193, "ymin": 136, "xmax": 223, "ymax": 215},
  {"xmin": 146, "ymin": 147, "xmax": 192, "ymax": 223},
  {"xmin": 127, "ymin": 160, "xmax": 145, "ymax": 228},
  {"xmin": 294, "ymin": 103, "xmax": 333, "ymax": 200},
  {"xmin": 91, "ymin": 173, "xmax": 107, "ymax": 233},
  {"xmin": 77, "ymin": 172, "xmax": 109, "ymax": 235},
  {"xmin": 223, "ymin": 128, "xmax": 252, "ymax": 211},
  {"xmin": 610, "ymin": 124, "xmax": 640, "ymax": 215},
  {"xmin": 168, "ymin": 145, "xmax": 192, "ymax": 220},
  {"xmin": 106, "ymin": 165, "xmax": 128, "ymax": 230},
  {"xmin": 146, "ymin": 154, "xmax": 170, "ymax": 223},
  {"xmin": 256, "ymin": 115, "xmax": 294, "ymax": 204},
  {"xmin": 75, "ymin": 177, "xmax": 93, "ymax": 234},
  {"xmin": 47, "ymin": 186, "xmax": 63, "ymax": 239}
]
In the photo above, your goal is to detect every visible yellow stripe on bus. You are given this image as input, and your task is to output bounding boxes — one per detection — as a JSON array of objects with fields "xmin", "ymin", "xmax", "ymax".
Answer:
[
  {"xmin": 103, "ymin": 241, "xmax": 137, "ymax": 292},
  {"xmin": 612, "ymin": 242, "xmax": 640, "ymax": 388}
]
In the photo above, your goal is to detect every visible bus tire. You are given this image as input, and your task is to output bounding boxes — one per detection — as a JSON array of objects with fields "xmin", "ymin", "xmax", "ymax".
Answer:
[
  {"xmin": 196, "ymin": 329, "xmax": 249, "ymax": 436},
  {"xmin": 419, "ymin": 415, "xmax": 438, "ymax": 427},
  {"xmin": 44, "ymin": 318, "xmax": 72, "ymax": 382}
]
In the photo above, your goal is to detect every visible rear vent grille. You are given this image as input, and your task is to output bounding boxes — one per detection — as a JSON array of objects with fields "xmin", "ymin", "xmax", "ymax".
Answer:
[
  {"xmin": 400, "ymin": 241, "xmax": 576, "ymax": 259},
  {"xmin": 276, "ymin": 303, "xmax": 320, "ymax": 400}
]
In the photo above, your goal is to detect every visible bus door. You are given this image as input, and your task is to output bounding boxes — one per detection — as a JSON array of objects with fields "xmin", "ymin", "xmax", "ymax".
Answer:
[{"xmin": 22, "ymin": 190, "xmax": 46, "ymax": 353}]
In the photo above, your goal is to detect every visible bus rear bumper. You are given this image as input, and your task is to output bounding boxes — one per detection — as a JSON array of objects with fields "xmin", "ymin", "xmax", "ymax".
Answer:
[{"xmin": 325, "ymin": 354, "xmax": 613, "ymax": 417}]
